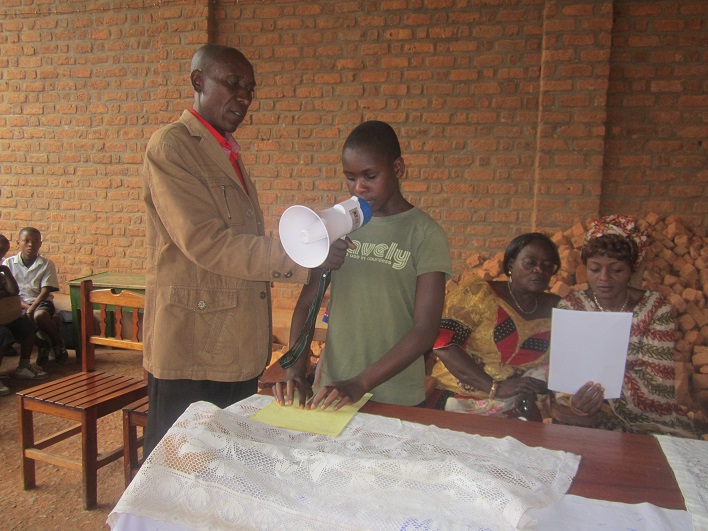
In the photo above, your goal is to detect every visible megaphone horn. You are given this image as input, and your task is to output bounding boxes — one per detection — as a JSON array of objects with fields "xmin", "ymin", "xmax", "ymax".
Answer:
[{"xmin": 279, "ymin": 196, "xmax": 373, "ymax": 268}]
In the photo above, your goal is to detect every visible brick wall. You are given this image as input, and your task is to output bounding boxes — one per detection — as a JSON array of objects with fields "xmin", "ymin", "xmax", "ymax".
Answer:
[
  {"xmin": 0, "ymin": 0, "xmax": 706, "ymax": 309},
  {"xmin": 0, "ymin": 0, "xmax": 209, "ymax": 280},
  {"xmin": 532, "ymin": 1, "xmax": 612, "ymax": 230},
  {"xmin": 602, "ymin": 1, "xmax": 707, "ymax": 229}
]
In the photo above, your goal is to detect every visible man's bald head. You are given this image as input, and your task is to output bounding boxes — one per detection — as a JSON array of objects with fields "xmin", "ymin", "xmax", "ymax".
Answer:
[
  {"xmin": 189, "ymin": 44, "xmax": 255, "ymax": 135},
  {"xmin": 191, "ymin": 44, "xmax": 249, "ymax": 75}
]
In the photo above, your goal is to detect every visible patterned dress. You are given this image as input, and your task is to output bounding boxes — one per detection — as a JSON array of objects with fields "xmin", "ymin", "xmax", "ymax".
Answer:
[
  {"xmin": 558, "ymin": 289, "xmax": 696, "ymax": 438},
  {"xmin": 429, "ymin": 276, "xmax": 552, "ymax": 415}
]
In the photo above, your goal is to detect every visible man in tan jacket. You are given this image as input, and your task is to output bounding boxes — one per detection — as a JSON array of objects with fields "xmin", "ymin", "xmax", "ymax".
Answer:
[{"xmin": 142, "ymin": 44, "xmax": 347, "ymax": 456}]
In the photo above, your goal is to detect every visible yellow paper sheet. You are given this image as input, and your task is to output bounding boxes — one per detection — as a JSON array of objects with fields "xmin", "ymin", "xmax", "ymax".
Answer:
[{"xmin": 251, "ymin": 393, "xmax": 372, "ymax": 437}]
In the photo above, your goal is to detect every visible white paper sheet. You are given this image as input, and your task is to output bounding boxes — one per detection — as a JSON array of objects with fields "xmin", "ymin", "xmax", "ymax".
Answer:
[{"xmin": 548, "ymin": 308, "xmax": 632, "ymax": 398}]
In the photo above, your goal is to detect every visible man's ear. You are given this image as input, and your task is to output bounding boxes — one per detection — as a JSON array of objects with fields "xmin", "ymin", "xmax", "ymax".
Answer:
[
  {"xmin": 191, "ymin": 69, "xmax": 203, "ymax": 92},
  {"xmin": 394, "ymin": 156, "xmax": 405, "ymax": 179}
]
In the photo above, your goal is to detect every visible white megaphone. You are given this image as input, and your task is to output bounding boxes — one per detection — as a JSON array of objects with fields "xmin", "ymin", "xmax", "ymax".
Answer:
[{"xmin": 279, "ymin": 196, "xmax": 373, "ymax": 268}]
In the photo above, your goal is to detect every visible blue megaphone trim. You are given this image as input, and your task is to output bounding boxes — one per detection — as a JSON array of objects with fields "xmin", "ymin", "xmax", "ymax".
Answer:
[{"xmin": 354, "ymin": 196, "xmax": 373, "ymax": 225}]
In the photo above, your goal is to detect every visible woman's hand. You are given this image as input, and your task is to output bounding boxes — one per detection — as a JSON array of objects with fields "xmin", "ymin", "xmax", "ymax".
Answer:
[
  {"xmin": 570, "ymin": 381, "xmax": 604, "ymax": 416},
  {"xmin": 435, "ymin": 345, "xmax": 548, "ymax": 400},
  {"xmin": 496, "ymin": 376, "xmax": 547, "ymax": 399}
]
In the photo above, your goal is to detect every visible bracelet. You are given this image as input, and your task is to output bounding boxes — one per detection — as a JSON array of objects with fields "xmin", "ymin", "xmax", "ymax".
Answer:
[
  {"xmin": 569, "ymin": 396, "xmax": 589, "ymax": 417},
  {"xmin": 488, "ymin": 380, "xmax": 499, "ymax": 400}
]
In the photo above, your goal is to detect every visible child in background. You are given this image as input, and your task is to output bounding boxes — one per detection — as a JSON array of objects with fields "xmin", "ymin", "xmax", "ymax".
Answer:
[
  {"xmin": 275, "ymin": 121, "xmax": 452, "ymax": 410},
  {"xmin": 0, "ymin": 234, "xmax": 47, "ymax": 394},
  {"xmin": 4, "ymin": 227, "xmax": 69, "ymax": 366}
]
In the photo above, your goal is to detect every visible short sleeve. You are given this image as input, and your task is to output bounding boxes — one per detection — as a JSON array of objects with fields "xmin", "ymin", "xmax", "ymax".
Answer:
[
  {"xmin": 414, "ymin": 219, "xmax": 452, "ymax": 280},
  {"xmin": 433, "ymin": 318, "xmax": 473, "ymax": 349},
  {"xmin": 41, "ymin": 259, "xmax": 60, "ymax": 291}
]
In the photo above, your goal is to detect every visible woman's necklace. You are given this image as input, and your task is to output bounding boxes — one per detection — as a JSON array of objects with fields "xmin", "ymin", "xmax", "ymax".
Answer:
[
  {"xmin": 592, "ymin": 290, "xmax": 629, "ymax": 312},
  {"xmin": 507, "ymin": 281, "xmax": 538, "ymax": 315}
]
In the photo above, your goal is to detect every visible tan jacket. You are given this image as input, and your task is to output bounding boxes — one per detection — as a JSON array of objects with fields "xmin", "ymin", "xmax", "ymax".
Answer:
[{"xmin": 143, "ymin": 110, "xmax": 308, "ymax": 381}]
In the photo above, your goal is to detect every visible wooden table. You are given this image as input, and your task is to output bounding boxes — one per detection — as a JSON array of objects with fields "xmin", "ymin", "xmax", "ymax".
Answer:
[
  {"xmin": 111, "ymin": 395, "xmax": 691, "ymax": 530},
  {"xmin": 68, "ymin": 272, "xmax": 145, "ymax": 355},
  {"xmin": 358, "ymin": 401, "xmax": 685, "ymax": 510}
]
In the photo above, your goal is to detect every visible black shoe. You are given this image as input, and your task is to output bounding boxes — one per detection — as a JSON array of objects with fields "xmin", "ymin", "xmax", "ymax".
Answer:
[
  {"xmin": 36, "ymin": 346, "xmax": 50, "ymax": 367},
  {"xmin": 54, "ymin": 347, "xmax": 69, "ymax": 364}
]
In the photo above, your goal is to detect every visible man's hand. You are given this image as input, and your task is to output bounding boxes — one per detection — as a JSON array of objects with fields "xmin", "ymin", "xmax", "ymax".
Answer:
[{"xmin": 273, "ymin": 369, "xmax": 313, "ymax": 409}]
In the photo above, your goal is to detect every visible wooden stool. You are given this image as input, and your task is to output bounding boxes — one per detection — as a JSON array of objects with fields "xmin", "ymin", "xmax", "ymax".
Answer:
[{"xmin": 122, "ymin": 396, "xmax": 149, "ymax": 487}]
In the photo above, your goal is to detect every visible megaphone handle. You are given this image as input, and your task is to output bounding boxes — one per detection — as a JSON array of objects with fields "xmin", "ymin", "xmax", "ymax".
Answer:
[{"xmin": 279, "ymin": 269, "xmax": 331, "ymax": 370}]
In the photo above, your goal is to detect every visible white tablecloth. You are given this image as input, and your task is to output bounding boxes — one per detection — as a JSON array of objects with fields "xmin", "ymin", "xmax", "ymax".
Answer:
[
  {"xmin": 108, "ymin": 395, "xmax": 580, "ymax": 530},
  {"xmin": 657, "ymin": 434, "xmax": 708, "ymax": 530}
]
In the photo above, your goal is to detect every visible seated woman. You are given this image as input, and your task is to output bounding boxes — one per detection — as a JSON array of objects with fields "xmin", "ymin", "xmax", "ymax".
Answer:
[
  {"xmin": 551, "ymin": 215, "xmax": 696, "ymax": 438},
  {"xmin": 427, "ymin": 232, "xmax": 561, "ymax": 417}
]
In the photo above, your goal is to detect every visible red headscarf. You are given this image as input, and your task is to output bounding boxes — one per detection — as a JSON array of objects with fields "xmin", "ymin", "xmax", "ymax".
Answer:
[{"xmin": 584, "ymin": 214, "xmax": 648, "ymax": 269}]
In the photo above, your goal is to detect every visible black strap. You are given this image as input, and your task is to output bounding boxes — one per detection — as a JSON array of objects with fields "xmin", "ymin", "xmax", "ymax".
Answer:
[{"xmin": 278, "ymin": 269, "xmax": 331, "ymax": 369}]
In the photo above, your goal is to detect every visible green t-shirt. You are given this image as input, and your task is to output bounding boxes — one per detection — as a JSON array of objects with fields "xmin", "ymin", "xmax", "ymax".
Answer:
[{"xmin": 320, "ymin": 207, "xmax": 452, "ymax": 406}]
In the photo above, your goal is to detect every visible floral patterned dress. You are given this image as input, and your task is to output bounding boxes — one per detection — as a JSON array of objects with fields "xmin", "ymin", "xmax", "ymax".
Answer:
[
  {"xmin": 558, "ymin": 289, "xmax": 696, "ymax": 438},
  {"xmin": 429, "ymin": 276, "xmax": 552, "ymax": 415}
]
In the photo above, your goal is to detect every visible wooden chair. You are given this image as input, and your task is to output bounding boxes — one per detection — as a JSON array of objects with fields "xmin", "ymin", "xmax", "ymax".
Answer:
[
  {"xmin": 17, "ymin": 279, "xmax": 148, "ymax": 509},
  {"xmin": 122, "ymin": 396, "xmax": 149, "ymax": 487}
]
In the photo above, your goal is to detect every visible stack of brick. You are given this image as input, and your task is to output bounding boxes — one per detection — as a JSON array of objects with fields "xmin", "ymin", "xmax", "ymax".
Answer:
[{"xmin": 449, "ymin": 213, "xmax": 708, "ymax": 426}]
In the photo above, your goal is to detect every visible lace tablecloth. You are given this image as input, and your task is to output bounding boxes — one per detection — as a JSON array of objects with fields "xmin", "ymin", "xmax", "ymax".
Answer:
[
  {"xmin": 656, "ymin": 435, "xmax": 708, "ymax": 530},
  {"xmin": 109, "ymin": 395, "xmax": 580, "ymax": 530}
]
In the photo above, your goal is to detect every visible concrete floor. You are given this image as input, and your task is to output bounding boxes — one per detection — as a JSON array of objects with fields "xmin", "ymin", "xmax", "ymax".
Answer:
[{"xmin": 0, "ymin": 348, "xmax": 143, "ymax": 530}]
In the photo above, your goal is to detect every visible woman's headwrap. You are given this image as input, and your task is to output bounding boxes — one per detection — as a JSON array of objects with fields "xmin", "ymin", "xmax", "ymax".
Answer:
[{"xmin": 584, "ymin": 214, "xmax": 648, "ymax": 269}]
